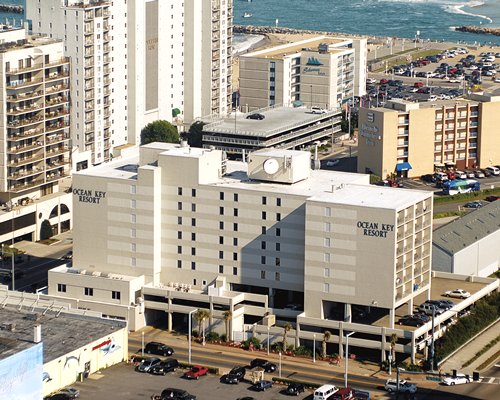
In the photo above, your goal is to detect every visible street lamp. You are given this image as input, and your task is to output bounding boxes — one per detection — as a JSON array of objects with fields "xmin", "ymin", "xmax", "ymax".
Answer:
[
  {"xmin": 313, "ymin": 334, "xmax": 316, "ymax": 363},
  {"xmin": 267, "ymin": 326, "xmax": 270, "ymax": 356},
  {"xmin": 279, "ymin": 352, "xmax": 282, "ymax": 378},
  {"xmin": 188, "ymin": 309, "xmax": 196, "ymax": 364},
  {"xmin": 344, "ymin": 331, "xmax": 355, "ymax": 388},
  {"xmin": 141, "ymin": 332, "xmax": 145, "ymax": 357},
  {"xmin": 429, "ymin": 307, "xmax": 436, "ymax": 372}
]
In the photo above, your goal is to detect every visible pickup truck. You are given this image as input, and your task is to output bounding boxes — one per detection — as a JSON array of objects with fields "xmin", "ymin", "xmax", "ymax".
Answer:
[{"xmin": 183, "ymin": 365, "xmax": 209, "ymax": 380}]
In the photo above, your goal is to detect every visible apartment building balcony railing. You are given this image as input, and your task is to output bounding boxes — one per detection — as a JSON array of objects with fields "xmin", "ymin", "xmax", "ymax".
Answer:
[
  {"xmin": 8, "ymin": 128, "xmax": 44, "ymax": 141},
  {"xmin": 85, "ymin": 91, "xmax": 95, "ymax": 101},
  {"xmin": 45, "ymin": 71, "xmax": 70, "ymax": 82},
  {"xmin": 103, "ymin": 87, "xmax": 111, "ymax": 96},
  {"xmin": 7, "ymin": 90, "xmax": 44, "ymax": 103},
  {"xmin": 46, "ymin": 158, "xmax": 70, "ymax": 169},
  {"xmin": 85, "ymin": 47, "xmax": 94, "ymax": 57},
  {"xmin": 45, "ymin": 96, "xmax": 69, "ymax": 107},
  {"xmin": 84, "ymin": 24, "xmax": 94, "ymax": 34},
  {"xmin": 9, "ymin": 152, "xmax": 44, "ymax": 167},
  {"xmin": 46, "ymin": 146, "xmax": 69, "ymax": 158},
  {"xmin": 103, "ymin": 56, "xmax": 110, "ymax": 64},
  {"xmin": 46, "ymin": 121, "xmax": 70, "ymax": 133},
  {"xmin": 85, "ymin": 124, "xmax": 95, "ymax": 133},
  {"xmin": 84, "ymin": 58, "xmax": 95, "ymax": 68},
  {"xmin": 85, "ymin": 37, "xmax": 93, "ymax": 46},
  {"xmin": 104, "ymin": 119, "xmax": 111, "ymax": 128},
  {"xmin": 46, "ymin": 58, "xmax": 70, "ymax": 68},
  {"xmin": 85, "ymin": 134, "xmax": 95, "ymax": 144},
  {"xmin": 7, "ymin": 78, "xmax": 44, "ymax": 89},
  {"xmin": 7, "ymin": 103, "xmax": 43, "ymax": 115},
  {"xmin": 6, "ymin": 63, "xmax": 43, "ymax": 75},
  {"xmin": 46, "ymin": 84, "xmax": 69, "ymax": 94},
  {"xmin": 103, "ymin": 45, "xmax": 110, "ymax": 54},
  {"xmin": 103, "ymin": 33, "xmax": 110, "ymax": 43},
  {"xmin": 47, "ymin": 134, "xmax": 67, "ymax": 145},
  {"xmin": 85, "ymin": 112, "xmax": 95, "ymax": 122},
  {"xmin": 104, "ymin": 129, "xmax": 111, "ymax": 139},
  {"xmin": 7, "ymin": 115, "xmax": 44, "ymax": 128},
  {"xmin": 9, "ymin": 167, "xmax": 43, "ymax": 180},
  {"xmin": 9, "ymin": 178, "xmax": 45, "ymax": 193},
  {"xmin": 85, "ymin": 102, "xmax": 94, "ymax": 111},
  {"xmin": 9, "ymin": 142, "xmax": 42, "ymax": 155},
  {"xmin": 45, "ymin": 109, "xmax": 70, "ymax": 121},
  {"xmin": 46, "ymin": 171, "xmax": 67, "ymax": 183},
  {"xmin": 103, "ymin": 77, "xmax": 111, "ymax": 86}
]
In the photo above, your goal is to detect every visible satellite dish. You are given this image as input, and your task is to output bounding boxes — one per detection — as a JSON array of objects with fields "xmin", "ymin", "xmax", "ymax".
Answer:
[{"xmin": 263, "ymin": 158, "xmax": 279, "ymax": 175}]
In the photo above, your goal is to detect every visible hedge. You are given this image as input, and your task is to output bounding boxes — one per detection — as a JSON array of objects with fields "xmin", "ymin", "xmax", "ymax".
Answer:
[
  {"xmin": 435, "ymin": 293, "xmax": 500, "ymax": 362},
  {"xmin": 271, "ymin": 376, "xmax": 321, "ymax": 389},
  {"xmin": 433, "ymin": 187, "xmax": 500, "ymax": 205}
]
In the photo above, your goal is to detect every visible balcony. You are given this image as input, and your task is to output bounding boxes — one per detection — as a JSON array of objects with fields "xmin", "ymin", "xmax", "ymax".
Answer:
[
  {"xmin": 7, "ymin": 90, "xmax": 44, "ymax": 103},
  {"xmin": 7, "ymin": 103, "xmax": 43, "ymax": 115},
  {"xmin": 7, "ymin": 78, "xmax": 44, "ymax": 89},
  {"xmin": 6, "ymin": 63, "xmax": 43, "ymax": 75},
  {"xmin": 9, "ymin": 142, "xmax": 42, "ymax": 155},
  {"xmin": 7, "ymin": 115, "xmax": 44, "ymax": 128},
  {"xmin": 46, "ymin": 58, "xmax": 70, "ymax": 68},
  {"xmin": 8, "ymin": 128, "xmax": 44, "ymax": 141},
  {"xmin": 9, "ymin": 152, "xmax": 45, "ymax": 167},
  {"xmin": 45, "ymin": 108, "xmax": 70, "ymax": 121},
  {"xmin": 46, "ymin": 84, "xmax": 69, "ymax": 94},
  {"xmin": 46, "ymin": 121, "xmax": 70, "ymax": 133},
  {"xmin": 46, "ymin": 171, "xmax": 67, "ymax": 183},
  {"xmin": 47, "ymin": 134, "xmax": 67, "ymax": 145},
  {"xmin": 9, "ymin": 179, "xmax": 45, "ymax": 193},
  {"xmin": 45, "ymin": 96, "xmax": 69, "ymax": 107},
  {"xmin": 46, "ymin": 146, "xmax": 69, "ymax": 158},
  {"xmin": 9, "ymin": 168, "xmax": 43, "ymax": 180},
  {"xmin": 45, "ymin": 71, "xmax": 70, "ymax": 82}
]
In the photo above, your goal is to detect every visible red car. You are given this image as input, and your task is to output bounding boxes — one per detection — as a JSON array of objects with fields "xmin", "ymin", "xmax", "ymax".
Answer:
[
  {"xmin": 183, "ymin": 365, "xmax": 209, "ymax": 380},
  {"xmin": 379, "ymin": 78, "xmax": 389, "ymax": 85},
  {"xmin": 414, "ymin": 81, "xmax": 424, "ymax": 88}
]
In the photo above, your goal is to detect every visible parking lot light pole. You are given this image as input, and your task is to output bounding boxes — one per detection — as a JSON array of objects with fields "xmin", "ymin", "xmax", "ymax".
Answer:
[
  {"xmin": 430, "ymin": 308, "xmax": 436, "ymax": 372},
  {"xmin": 141, "ymin": 332, "xmax": 144, "ymax": 357},
  {"xmin": 188, "ymin": 309, "xmax": 196, "ymax": 364},
  {"xmin": 279, "ymin": 352, "xmax": 282, "ymax": 378},
  {"xmin": 313, "ymin": 334, "xmax": 316, "ymax": 363},
  {"xmin": 344, "ymin": 331, "xmax": 355, "ymax": 388},
  {"xmin": 267, "ymin": 326, "xmax": 270, "ymax": 356}
]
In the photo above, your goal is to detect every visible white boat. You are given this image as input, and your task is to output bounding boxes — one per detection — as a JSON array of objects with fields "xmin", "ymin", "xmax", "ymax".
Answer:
[{"xmin": 243, "ymin": 12, "xmax": 252, "ymax": 18}]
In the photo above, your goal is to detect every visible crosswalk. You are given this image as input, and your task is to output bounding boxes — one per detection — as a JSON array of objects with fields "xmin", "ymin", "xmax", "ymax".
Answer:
[{"xmin": 478, "ymin": 376, "xmax": 500, "ymax": 384}]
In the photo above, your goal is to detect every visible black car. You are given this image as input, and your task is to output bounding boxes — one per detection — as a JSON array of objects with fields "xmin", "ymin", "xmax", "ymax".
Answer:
[
  {"xmin": 424, "ymin": 299, "xmax": 454, "ymax": 311},
  {"xmin": 44, "ymin": 395, "xmax": 72, "ymax": 400},
  {"xmin": 421, "ymin": 174, "xmax": 436, "ymax": 183},
  {"xmin": 161, "ymin": 388, "xmax": 196, "ymax": 400},
  {"xmin": 220, "ymin": 374, "xmax": 240, "ymax": 384},
  {"xmin": 144, "ymin": 341, "xmax": 174, "ymax": 356},
  {"xmin": 150, "ymin": 358, "xmax": 179, "ymax": 375},
  {"xmin": 246, "ymin": 113, "xmax": 265, "ymax": 120},
  {"xmin": 286, "ymin": 382, "xmax": 306, "ymax": 396},
  {"xmin": 249, "ymin": 358, "xmax": 277, "ymax": 372},
  {"xmin": 398, "ymin": 314, "xmax": 429, "ymax": 327},
  {"xmin": 229, "ymin": 366, "xmax": 246, "ymax": 380}
]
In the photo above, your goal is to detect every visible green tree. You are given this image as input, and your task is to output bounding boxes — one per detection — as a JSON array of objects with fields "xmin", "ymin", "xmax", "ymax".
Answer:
[
  {"xmin": 184, "ymin": 121, "xmax": 205, "ymax": 148},
  {"xmin": 282, "ymin": 322, "xmax": 292, "ymax": 350},
  {"xmin": 222, "ymin": 310, "xmax": 232, "ymax": 342},
  {"xmin": 322, "ymin": 330, "xmax": 331, "ymax": 358},
  {"xmin": 193, "ymin": 309, "xmax": 211, "ymax": 346},
  {"xmin": 140, "ymin": 120, "xmax": 179, "ymax": 145},
  {"xmin": 40, "ymin": 220, "xmax": 53, "ymax": 240}
]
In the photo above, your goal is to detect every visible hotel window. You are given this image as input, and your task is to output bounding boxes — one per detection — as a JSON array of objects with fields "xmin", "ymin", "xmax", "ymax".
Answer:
[
  {"xmin": 191, "ymin": 233, "xmax": 196, "ymax": 241},
  {"xmin": 219, "ymin": 250, "xmax": 224, "ymax": 259},
  {"xmin": 219, "ymin": 265, "xmax": 224, "ymax": 273},
  {"xmin": 131, "ymin": 185, "xmax": 136, "ymax": 194},
  {"xmin": 276, "ymin": 243, "xmax": 281, "ymax": 251},
  {"xmin": 131, "ymin": 243, "xmax": 136, "ymax": 252},
  {"xmin": 177, "ymin": 246, "xmax": 182, "ymax": 254},
  {"xmin": 262, "ymin": 226, "xmax": 266, "ymax": 234},
  {"xmin": 276, "ymin": 213, "xmax": 281, "ymax": 221},
  {"xmin": 325, "ymin": 222, "xmax": 331, "ymax": 232},
  {"xmin": 324, "ymin": 268, "xmax": 330, "ymax": 277},
  {"xmin": 84, "ymin": 287, "xmax": 93, "ymax": 296},
  {"xmin": 178, "ymin": 187, "xmax": 182, "ymax": 195},
  {"xmin": 277, "ymin": 198, "xmax": 281, "ymax": 207},
  {"xmin": 262, "ymin": 196, "xmax": 267, "ymax": 205},
  {"xmin": 57, "ymin": 284, "xmax": 66, "ymax": 293},
  {"xmin": 112, "ymin": 291, "xmax": 121, "ymax": 300},
  {"xmin": 220, "ymin": 206, "xmax": 224, "ymax": 215},
  {"xmin": 191, "ymin": 262, "xmax": 196, "ymax": 270},
  {"xmin": 324, "ymin": 253, "xmax": 330, "ymax": 262},
  {"xmin": 131, "ymin": 214, "xmax": 136, "ymax": 223},
  {"xmin": 233, "ymin": 267, "xmax": 237, "ymax": 275},
  {"xmin": 131, "ymin": 199, "xmax": 136, "ymax": 208},
  {"xmin": 178, "ymin": 217, "xmax": 182, "ymax": 225},
  {"xmin": 275, "ymin": 257, "xmax": 281, "ymax": 266},
  {"xmin": 234, "ymin": 193, "xmax": 239, "ymax": 202},
  {"xmin": 219, "ymin": 221, "xmax": 224, "ymax": 230},
  {"xmin": 219, "ymin": 236, "xmax": 224, "ymax": 245},
  {"xmin": 324, "ymin": 238, "xmax": 331, "ymax": 247},
  {"xmin": 276, "ymin": 228, "xmax": 281, "ymax": 237},
  {"xmin": 275, "ymin": 272, "xmax": 280, "ymax": 281},
  {"xmin": 234, "ymin": 208, "xmax": 238, "ymax": 217},
  {"xmin": 191, "ymin": 218, "xmax": 196, "ymax": 227},
  {"xmin": 325, "ymin": 207, "xmax": 331, "ymax": 217},
  {"xmin": 324, "ymin": 283, "xmax": 330, "ymax": 293},
  {"xmin": 131, "ymin": 228, "xmax": 136, "ymax": 238},
  {"xmin": 191, "ymin": 248, "xmax": 196, "ymax": 256},
  {"xmin": 233, "ymin": 238, "xmax": 238, "ymax": 246},
  {"xmin": 261, "ymin": 256, "xmax": 266, "ymax": 264},
  {"xmin": 261, "ymin": 241, "xmax": 266, "ymax": 250},
  {"xmin": 192, "ymin": 188, "xmax": 196, "ymax": 197},
  {"xmin": 191, "ymin": 203, "xmax": 196, "ymax": 212},
  {"xmin": 233, "ymin": 223, "xmax": 238, "ymax": 231},
  {"xmin": 220, "ymin": 192, "xmax": 224, "ymax": 200},
  {"xmin": 178, "ymin": 231, "xmax": 182, "ymax": 239},
  {"xmin": 233, "ymin": 253, "xmax": 238, "ymax": 261},
  {"xmin": 177, "ymin": 260, "xmax": 182, "ymax": 269},
  {"xmin": 262, "ymin": 211, "xmax": 267, "ymax": 220},
  {"xmin": 261, "ymin": 271, "xmax": 266, "ymax": 279}
]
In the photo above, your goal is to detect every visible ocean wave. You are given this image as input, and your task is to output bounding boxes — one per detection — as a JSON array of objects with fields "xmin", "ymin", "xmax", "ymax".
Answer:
[{"xmin": 444, "ymin": 2, "xmax": 493, "ymax": 23}]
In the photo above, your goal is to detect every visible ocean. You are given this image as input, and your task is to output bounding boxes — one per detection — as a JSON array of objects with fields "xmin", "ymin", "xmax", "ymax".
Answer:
[
  {"xmin": 2, "ymin": 0, "xmax": 499, "ymax": 44},
  {"xmin": 234, "ymin": 0, "xmax": 500, "ymax": 45}
]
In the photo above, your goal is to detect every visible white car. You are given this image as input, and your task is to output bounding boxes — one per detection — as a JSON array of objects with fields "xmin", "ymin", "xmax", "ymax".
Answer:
[
  {"xmin": 384, "ymin": 379, "xmax": 417, "ymax": 394},
  {"xmin": 366, "ymin": 78, "xmax": 376, "ymax": 84},
  {"xmin": 311, "ymin": 106, "xmax": 327, "ymax": 114},
  {"xmin": 442, "ymin": 373, "xmax": 472, "ymax": 386},
  {"xmin": 444, "ymin": 289, "xmax": 471, "ymax": 299},
  {"xmin": 326, "ymin": 159, "xmax": 340, "ymax": 167}
]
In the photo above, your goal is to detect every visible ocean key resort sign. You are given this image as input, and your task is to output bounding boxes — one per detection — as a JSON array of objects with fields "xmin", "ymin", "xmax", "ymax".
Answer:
[
  {"xmin": 73, "ymin": 188, "xmax": 107, "ymax": 204},
  {"xmin": 357, "ymin": 221, "xmax": 394, "ymax": 238}
]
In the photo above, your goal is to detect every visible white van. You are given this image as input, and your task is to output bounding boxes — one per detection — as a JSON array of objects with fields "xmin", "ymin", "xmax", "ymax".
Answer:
[
  {"xmin": 314, "ymin": 384, "xmax": 339, "ymax": 400},
  {"xmin": 485, "ymin": 166, "xmax": 500, "ymax": 176}
]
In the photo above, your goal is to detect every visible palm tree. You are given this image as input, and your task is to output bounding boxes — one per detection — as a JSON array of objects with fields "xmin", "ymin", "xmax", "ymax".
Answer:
[
  {"xmin": 193, "ymin": 309, "xmax": 211, "ymax": 346},
  {"xmin": 282, "ymin": 322, "xmax": 292, "ymax": 351},
  {"xmin": 222, "ymin": 310, "xmax": 232, "ymax": 342},
  {"xmin": 322, "ymin": 330, "xmax": 331, "ymax": 358},
  {"xmin": 390, "ymin": 333, "xmax": 398, "ymax": 366}
]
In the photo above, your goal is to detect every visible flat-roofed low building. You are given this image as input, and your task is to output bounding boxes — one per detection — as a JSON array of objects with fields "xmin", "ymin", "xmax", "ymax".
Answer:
[
  {"xmin": 202, "ymin": 106, "xmax": 342, "ymax": 158},
  {"xmin": 433, "ymin": 200, "xmax": 500, "ymax": 277}
]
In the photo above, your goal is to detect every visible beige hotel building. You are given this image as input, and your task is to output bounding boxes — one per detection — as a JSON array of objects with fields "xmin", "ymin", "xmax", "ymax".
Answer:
[
  {"xmin": 239, "ymin": 36, "xmax": 367, "ymax": 110},
  {"xmin": 357, "ymin": 95, "xmax": 500, "ymax": 179},
  {"xmin": 46, "ymin": 142, "xmax": 435, "ymax": 361}
]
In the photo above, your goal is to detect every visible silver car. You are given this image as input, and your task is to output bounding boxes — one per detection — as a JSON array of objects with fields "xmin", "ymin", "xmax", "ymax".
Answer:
[{"xmin": 136, "ymin": 357, "xmax": 161, "ymax": 373}]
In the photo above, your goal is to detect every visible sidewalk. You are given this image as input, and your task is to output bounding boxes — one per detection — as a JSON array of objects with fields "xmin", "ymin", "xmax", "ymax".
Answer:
[{"xmin": 440, "ymin": 320, "xmax": 500, "ymax": 375}]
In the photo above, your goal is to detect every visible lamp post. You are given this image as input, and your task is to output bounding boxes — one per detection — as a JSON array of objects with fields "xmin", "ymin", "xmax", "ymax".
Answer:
[
  {"xmin": 310, "ymin": 84, "xmax": 313, "ymax": 108},
  {"xmin": 188, "ymin": 309, "xmax": 196, "ymax": 364},
  {"xmin": 141, "ymin": 332, "xmax": 144, "ymax": 357},
  {"xmin": 267, "ymin": 326, "xmax": 270, "ymax": 356},
  {"xmin": 344, "ymin": 331, "xmax": 355, "ymax": 388},
  {"xmin": 279, "ymin": 352, "xmax": 282, "ymax": 378},
  {"xmin": 429, "ymin": 307, "xmax": 436, "ymax": 372},
  {"xmin": 313, "ymin": 334, "xmax": 316, "ymax": 363}
]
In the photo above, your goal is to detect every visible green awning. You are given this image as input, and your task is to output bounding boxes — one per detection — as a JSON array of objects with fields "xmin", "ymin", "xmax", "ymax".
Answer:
[
  {"xmin": 292, "ymin": 100, "xmax": 304, "ymax": 107},
  {"xmin": 172, "ymin": 108, "xmax": 181, "ymax": 117}
]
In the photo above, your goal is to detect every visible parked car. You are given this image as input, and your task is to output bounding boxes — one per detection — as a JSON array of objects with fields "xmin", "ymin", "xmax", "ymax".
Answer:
[
  {"xmin": 160, "ymin": 388, "xmax": 196, "ymax": 400},
  {"xmin": 228, "ymin": 365, "xmax": 246, "ymax": 380},
  {"xmin": 136, "ymin": 357, "xmax": 161, "ymax": 373},
  {"xmin": 220, "ymin": 366, "xmax": 246, "ymax": 384},
  {"xmin": 418, "ymin": 303, "xmax": 445, "ymax": 316},
  {"xmin": 481, "ymin": 168, "xmax": 492, "ymax": 177},
  {"xmin": 485, "ymin": 166, "xmax": 500, "ymax": 176},
  {"xmin": 183, "ymin": 365, "xmax": 209, "ymax": 379},
  {"xmin": 63, "ymin": 251, "xmax": 73, "ymax": 260},
  {"xmin": 55, "ymin": 388, "xmax": 80, "ymax": 399},
  {"xmin": 464, "ymin": 170, "xmax": 475, "ymax": 178},
  {"xmin": 398, "ymin": 314, "xmax": 429, "ymax": 327},
  {"xmin": 384, "ymin": 379, "xmax": 417, "ymax": 394},
  {"xmin": 424, "ymin": 300, "xmax": 454, "ymax": 311},
  {"xmin": 421, "ymin": 174, "xmax": 436, "ymax": 183},
  {"xmin": 442, "ymin": 373, "xmax": 472, "ymax": 386},
  {"xmin": 366, "ymin": 78, "xmax": 376, "ymax": 84},
  {"xmin": 149, "ymin": 358, "xmax": 179, "ymax": 375},
  {"xmin": 130, "ymin": 354, "xmax": 149, "ymax": 367},
  {"xmin": 485, "ymin": 195, "xmax": 500, "ymax": 202},
  {"xmin": 249, "ymin": 358, "xmax": 277, "ymax": 372},
  {"xmin": 332, "ymin": 387, "xmax": 354, "ymax": 400},
  {"xmin": 474, "ymin": 170, "xmax": 485, "ymax": 178},
  {"xmin": 455, "ymin": 170, "xmax": 467, "ymax": 179},
  {"xmin": 311, "ymin": 106, "xmax": 327, "ymax": 114},
  {"xmin": 246, "ymin": 113, "xmax": 265, "ymax": 120},
  {"xmin": 326, "ymin": 159, "xmax": 340, "ymax": 167},
  {"xmin": 286, "ymin": 382, "xmax": 306, "ymax": 396},
  {"xmin": 252, "ymin": 380, "xmax": 273, "ymax": 391},
  {"xmin": 464, "ymin": 201, "xmax": 483, "ymax": 209},
  {"xmin": 144, "ymin": 341, "xmax": 174, "ymax": 356},
  {"xmin": 220, "ymin": 373, "xmax": 240, "ymax": 384},
  {"xmin": 444, "ymin": 289, "xmax": 471, "ymax": 299},
  {"xmin": 44, "ymin": 395, "xmax": 73, "ymax": 400}
]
